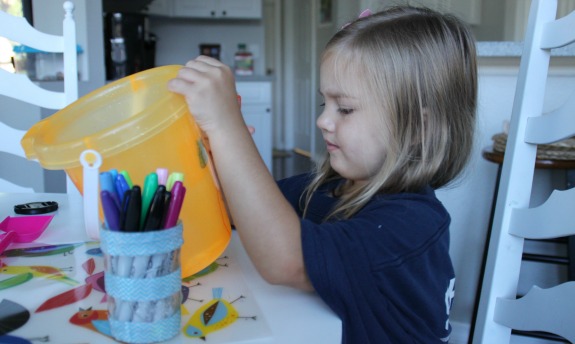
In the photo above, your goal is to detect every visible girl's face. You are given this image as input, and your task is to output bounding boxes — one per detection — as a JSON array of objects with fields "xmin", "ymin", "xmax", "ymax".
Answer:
[{"xmin": 316, "ymin": 56, "xmax": 387, "ymax": 186}]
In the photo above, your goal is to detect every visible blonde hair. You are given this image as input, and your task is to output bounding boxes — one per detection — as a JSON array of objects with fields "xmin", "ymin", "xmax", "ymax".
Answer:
[{"xmin": 302, "ymin": 6, "xmax": 477, "ymax": 220}]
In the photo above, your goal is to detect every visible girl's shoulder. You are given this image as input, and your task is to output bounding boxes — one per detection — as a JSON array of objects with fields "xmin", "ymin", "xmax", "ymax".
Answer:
[
  {"xmin": 351, "ymin": 186, "xmax": 451, "ymax": 251},
  {"xmin": 368, "ymin": 186, "xmax": 447, "ymax": 216}
]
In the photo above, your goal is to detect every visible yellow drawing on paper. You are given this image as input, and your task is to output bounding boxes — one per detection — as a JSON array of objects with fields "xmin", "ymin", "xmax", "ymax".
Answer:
[
  {"xmin": 0, "ymin": 263, "xmax": 78, "ymax": 286},
  {"xmin": 183, "ymin": 287, "xmax": 248, "ymax": 340}
]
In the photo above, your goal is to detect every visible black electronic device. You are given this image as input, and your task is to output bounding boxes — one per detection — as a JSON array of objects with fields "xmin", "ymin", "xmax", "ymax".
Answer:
[{"xmin": 14, "ymin": 201, "xmax": 59, "ymax": 215}]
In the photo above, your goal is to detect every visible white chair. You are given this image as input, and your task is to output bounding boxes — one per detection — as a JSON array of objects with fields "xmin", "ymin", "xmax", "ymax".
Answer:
[
  {"xmin": 0, "ymin": 1, "xmax": 78, "ymax": 193},
  {"xmin": 473, "ymin": 0, "xmax": 575, "ymax": 342}
]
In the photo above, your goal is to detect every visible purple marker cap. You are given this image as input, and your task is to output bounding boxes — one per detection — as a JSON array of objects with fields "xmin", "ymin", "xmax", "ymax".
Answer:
[
  {"xmin": 101, "ymin": 190, "xmax": 121, "ymax": 231},
  {"xmin": 162, "ymin": 181, "xmax": 186, "ymax": 229}
]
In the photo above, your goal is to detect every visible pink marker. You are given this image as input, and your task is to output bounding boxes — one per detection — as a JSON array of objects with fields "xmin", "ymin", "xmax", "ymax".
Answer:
[{"xmin": 156, "ymin": 168, "xmax": 168, "ymax": 186}]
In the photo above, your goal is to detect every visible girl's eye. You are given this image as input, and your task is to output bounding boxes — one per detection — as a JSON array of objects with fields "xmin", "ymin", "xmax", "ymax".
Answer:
[
  {"xmin": 338, "ymin": 108, "xmax": 354, "ymax": 115},
  {"xmin": 319, "ymin": 101, "xmax": 353, "ymax": 115}
]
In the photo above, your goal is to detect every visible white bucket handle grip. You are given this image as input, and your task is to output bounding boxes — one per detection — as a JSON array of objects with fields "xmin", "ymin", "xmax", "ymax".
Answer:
[{"xmin": 80, "ymin": 149, "xmax": 102, "ymax": 240}]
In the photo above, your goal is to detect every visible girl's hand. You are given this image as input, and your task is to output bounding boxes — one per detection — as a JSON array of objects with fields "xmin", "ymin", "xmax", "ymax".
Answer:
[{"xmin": 167, "ymin": 56, "xmax": 242, "ymax": 137}]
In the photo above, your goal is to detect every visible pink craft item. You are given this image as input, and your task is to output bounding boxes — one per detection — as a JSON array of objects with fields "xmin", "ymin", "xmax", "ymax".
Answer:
[{"xmin": 0, "ymin": 215, "xmax": 54, "ymax": 254}]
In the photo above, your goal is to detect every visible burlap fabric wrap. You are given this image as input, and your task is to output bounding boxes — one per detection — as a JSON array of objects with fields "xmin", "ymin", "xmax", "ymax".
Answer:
[{"xmin": 492, "ymin": 132, "xmax": 575, "ymax": 160}]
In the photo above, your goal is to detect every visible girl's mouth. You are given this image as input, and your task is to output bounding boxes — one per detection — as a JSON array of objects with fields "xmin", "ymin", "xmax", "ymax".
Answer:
[{"xmin": 325, "ymin": 140, "xmax": 339, "ymax": 152}]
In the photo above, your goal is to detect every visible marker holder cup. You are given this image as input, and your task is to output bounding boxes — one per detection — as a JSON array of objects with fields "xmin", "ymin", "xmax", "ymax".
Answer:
[{"xmin": 100, "ymin": 222, "xmax": 183, "ymax": 343}]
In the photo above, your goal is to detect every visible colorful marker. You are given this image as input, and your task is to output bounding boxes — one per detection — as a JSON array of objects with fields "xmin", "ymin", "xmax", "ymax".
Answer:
[
  {"xmin": 99, "ymin": 171, "xmax": 120, "ymax": 208},
  {"xmin": 142, "ymin": 185, "xmax": 167, "ymax": 231},
  {"xmin": 101, "ymin": 190, "xmax": 120, "ymax": 231},
  {"xmin": 163, "ymin": 181, "xmax": 186, "ymax": 229},
  {"xmin": 115, "ymin": 174, "xmax": 131, "ymax": 204},
  {"xmin": 157, "ymin": 168, "xmax": 168, "ymax": 186},
  {"xmin": 120, "ymin": 170, "xmax": 134, "ymax": 188},
  {"xmin": 141, "ymin": 172, "xmax": 159, "ymax": 230},
  {"xmin": 166, "ymin": 172, "xmax": 184, "ymax": 192}
]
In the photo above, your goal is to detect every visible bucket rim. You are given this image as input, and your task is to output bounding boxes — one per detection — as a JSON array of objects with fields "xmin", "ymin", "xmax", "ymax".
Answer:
[{"xmin": 22, "ymin": 65, "xmax": 191, "ymax": 170}]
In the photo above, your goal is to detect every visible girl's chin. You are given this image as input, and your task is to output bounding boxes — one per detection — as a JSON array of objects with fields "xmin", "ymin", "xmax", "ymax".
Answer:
[{"xmin": 328, "ymin": 157, "xmax": 346, "ymax": 174}]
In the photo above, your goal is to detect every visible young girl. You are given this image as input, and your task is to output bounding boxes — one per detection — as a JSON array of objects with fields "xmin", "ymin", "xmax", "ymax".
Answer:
[{"xmin": 168, "ymin": 5, "xmax": 477, "ymax": 343}]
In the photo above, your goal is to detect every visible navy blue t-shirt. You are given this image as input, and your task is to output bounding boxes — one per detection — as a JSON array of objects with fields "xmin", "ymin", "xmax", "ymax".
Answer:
[{"xmin": 278, "ymin": 173, "xmax": 455, "ymax": 343}]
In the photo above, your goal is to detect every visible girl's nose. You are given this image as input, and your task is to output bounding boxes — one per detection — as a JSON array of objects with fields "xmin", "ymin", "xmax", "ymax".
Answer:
[{"xmin": 317, "ymin": 110, "xmax": 335, "ymax": 132}]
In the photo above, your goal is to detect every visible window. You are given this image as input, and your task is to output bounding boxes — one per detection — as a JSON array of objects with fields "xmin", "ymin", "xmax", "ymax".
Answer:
[{"xmin": 0, "ymin": 0, "xmax": 32, "ymax": 72}]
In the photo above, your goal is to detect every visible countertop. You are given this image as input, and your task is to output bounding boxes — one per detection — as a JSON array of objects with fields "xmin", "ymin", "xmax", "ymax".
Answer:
[
  {"xmin": 477, "ymin": 41, "xmax": 575, "ymax": 57},
  {"xmin": 235, "ymin": 75, "xmax": 275, "ymax": 83}
]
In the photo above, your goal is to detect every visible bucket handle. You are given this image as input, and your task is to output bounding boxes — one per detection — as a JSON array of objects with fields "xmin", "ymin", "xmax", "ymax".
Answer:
[{"xmin": 80, "ymin": 150, "xmax": 102, "ymax": 240}]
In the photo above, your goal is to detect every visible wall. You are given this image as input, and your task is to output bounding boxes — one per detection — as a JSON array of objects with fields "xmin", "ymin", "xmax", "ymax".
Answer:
[
  {"xmin": 359, "ymin": 0, "xmax": 489, "ymax": 36},
  {"xmin": 150, "ymin": 17, "xmax": 266, "ymax": 76},
  {"xmin": 32, "ymin": 0, "xmax": 89, "ymax": 81},
  {"xmin": 359, "ymin": 0, "xmax": 575, "ymax": 41},
  {"xmin": 504, "ymin": 0, "xmax": 575, "ymax": 41},
  {"xmin": 472, "ymin": 0, "xmax": 506, "ymax": 41}
]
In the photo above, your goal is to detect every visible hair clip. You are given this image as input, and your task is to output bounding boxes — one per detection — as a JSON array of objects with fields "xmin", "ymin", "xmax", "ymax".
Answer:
[{"xmin": 341, "ymin": 9, "xmax": 373, "ymax": 29}]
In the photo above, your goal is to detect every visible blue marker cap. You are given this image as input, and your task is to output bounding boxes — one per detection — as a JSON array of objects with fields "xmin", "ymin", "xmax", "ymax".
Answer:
[{"xmin": 100, "ymin": 171, "xmax": 120, "ymax": 208}]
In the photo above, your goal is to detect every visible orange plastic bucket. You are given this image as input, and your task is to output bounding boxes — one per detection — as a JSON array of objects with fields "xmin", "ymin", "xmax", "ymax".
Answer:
[{"xmin": 22, "ymin": 65, "xmax": 231, "ymax": 278}]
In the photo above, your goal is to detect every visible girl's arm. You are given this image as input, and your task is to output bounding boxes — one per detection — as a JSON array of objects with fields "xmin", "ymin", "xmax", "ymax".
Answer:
[{"xmin": 168, "ymin": 56, "xmax": 313, "ymax": 291}]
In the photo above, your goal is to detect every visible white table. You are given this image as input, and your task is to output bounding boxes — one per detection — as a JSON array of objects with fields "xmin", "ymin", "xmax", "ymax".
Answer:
[{"xmin": 0, "ymin": 193, "xmax": 342, "ymax": 343}]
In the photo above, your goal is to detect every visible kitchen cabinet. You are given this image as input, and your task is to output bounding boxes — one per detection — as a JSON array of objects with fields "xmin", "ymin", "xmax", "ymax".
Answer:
[
  {"xmin": 145, "ymin": 0, "xmax": 172, "ymax": 16},
  {"xmin": 236, "ymin": 81, "xmax": 272, "ymax": 172},
  {"xmin": 145, "ymin": 0, "xmax": 262, "ymax": 19},
  {"xmin": 175, "ymin": 0, "xmax": 262, "ymax": 19}
]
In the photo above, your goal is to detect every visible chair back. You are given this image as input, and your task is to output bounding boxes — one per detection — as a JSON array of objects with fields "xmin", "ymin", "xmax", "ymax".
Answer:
[
  {"xmin": 473, "ymin": 0, "xmax": 575, "ymax": 342},
  {"xmin": 0, "ymin": 1, "xmax": 78, "ymax": 193}
]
